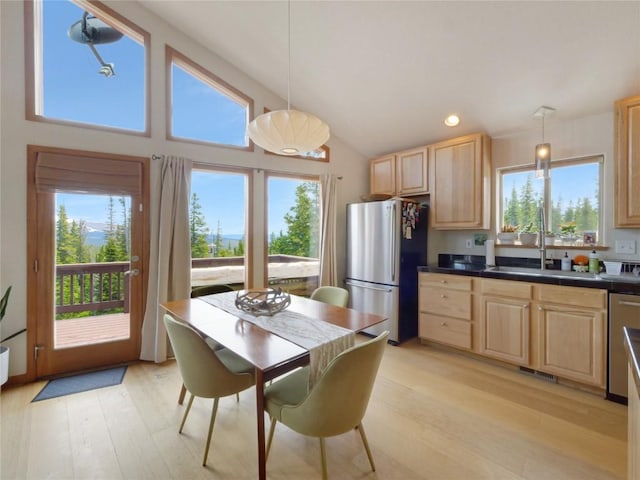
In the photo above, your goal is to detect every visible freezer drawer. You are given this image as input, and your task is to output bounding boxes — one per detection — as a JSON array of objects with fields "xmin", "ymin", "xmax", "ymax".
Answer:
[{"xmin": 345, "ymin": 279, "xmax": 399, "ymax": 343}]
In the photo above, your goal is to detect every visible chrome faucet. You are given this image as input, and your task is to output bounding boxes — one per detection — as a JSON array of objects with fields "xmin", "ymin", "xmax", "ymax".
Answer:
[{"xmin": 538, "ymin": 205, "xmax": 546, "ymax": 270}]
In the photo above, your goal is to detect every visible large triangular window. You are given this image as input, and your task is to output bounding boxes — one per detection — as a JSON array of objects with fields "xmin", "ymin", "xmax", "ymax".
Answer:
[
  {"xmin": 25, "ymin": 0, "xmax": 149, "ymax": 135},
  {"xmin": 167, "ymin": 46, "xmax": 253, "ymax": 149}
]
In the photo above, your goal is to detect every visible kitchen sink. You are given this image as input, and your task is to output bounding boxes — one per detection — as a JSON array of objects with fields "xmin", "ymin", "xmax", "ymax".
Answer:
[{"xmin": 484, "ymin": 266, "xmax": 640, "ymax": 283}]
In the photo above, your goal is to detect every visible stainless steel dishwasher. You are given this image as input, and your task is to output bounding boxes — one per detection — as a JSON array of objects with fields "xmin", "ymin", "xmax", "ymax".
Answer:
[{"xmin": 608, "ymin": 293, "xmax": 640, "ymax": 403}]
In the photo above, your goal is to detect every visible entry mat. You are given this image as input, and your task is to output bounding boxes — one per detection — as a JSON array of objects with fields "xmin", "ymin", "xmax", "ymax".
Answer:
[{"xmin": 32, "ymin": 366, "xmax": 127, "ymax": 402}]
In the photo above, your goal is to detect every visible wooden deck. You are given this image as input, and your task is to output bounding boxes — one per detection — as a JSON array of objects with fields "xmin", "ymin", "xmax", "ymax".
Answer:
[{"xmin": 55, "ymin": 313, "xmax": 130, "ymax": 349}]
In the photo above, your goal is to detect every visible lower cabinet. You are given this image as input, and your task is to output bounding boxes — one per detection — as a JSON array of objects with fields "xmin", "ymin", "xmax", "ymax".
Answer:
[
  {"xmin": 482, "ymin": 296, "xmax": 530, "ymax": 365},
  {"xmin": 418, "ymin": 273, "xmax": 607, "ymax": 389},
  {"xmin": 535, "ymin": 302, "xmax": 606, "ymax": 388}
]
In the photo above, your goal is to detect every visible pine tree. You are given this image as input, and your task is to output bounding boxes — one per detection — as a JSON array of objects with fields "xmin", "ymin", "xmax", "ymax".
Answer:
[
  {"xmin": 269, "ymin": 182, "xmax": 319, "ymax": 257},
  {"xmin": 189, "ymin": 193, "xmax": 210, "ymax": 258}
]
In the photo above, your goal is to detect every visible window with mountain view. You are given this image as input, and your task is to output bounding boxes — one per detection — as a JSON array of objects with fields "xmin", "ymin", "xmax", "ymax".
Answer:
[
  {"xmin": 168, "ymin": 46, "xmax": 253, "ymax": 148},
  {"xmin": 26, "ymin": 0, "xmax": 149, "ymax": 133},
  {"xmin": 500, "ymin": 155, "xmax": 602, "ymax": 245}
]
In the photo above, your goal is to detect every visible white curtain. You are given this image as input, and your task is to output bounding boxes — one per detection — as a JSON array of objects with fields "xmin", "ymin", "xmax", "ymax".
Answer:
[
  {"xmin": 319, "ymin": 174, "xmax": 339, "ymax": 286},
  {"xmin": 140, "ymin": 156, "xmax": 192, "ymax": 362}
]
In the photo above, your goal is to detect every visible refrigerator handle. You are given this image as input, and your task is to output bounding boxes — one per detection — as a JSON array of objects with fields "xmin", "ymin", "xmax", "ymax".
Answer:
[
  {"xmin": 391, "ymin": 202, "xmax": 397, "ymax": 282},
  {"xmin": 345, "ymin": 280, "xmax": 393, "ymax": 293}
]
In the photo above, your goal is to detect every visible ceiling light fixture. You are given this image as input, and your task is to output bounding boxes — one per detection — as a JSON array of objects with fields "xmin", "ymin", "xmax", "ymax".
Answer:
[
  {"xmin": 68, "ymin": 12, "xmax": 122, "ymax": 77},
  {"xmin": 247, "ymin": 1, "xmax": 330, "ymax": 156},
  {"xmin": 444, "ymin": 114, "xmax": 460, "ymax": 127},
  {"xmin": 533, "ymin": 105, "xmax": 555, "ymax": 179}
]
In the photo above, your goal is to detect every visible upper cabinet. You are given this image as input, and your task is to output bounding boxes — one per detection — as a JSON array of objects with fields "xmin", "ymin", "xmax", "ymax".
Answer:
[
  {"xmin": 429, "ymin": 133, "xmax": 491, "ymax": 230},
  {"xmin": 370, "ymin": 147, "xmax": 429, "ymax": 196},
  {"xmin": 614, "ymin": 95, "xmax": 640, "ymax": 227}
]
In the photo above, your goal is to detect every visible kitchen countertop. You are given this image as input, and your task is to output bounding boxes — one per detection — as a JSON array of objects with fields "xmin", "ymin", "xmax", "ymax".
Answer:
[
  {"xmin": 624, "ymin": 327, "xmax": 640, "ymax": 398},
  {"xmin": 418, "ymin": 264, "xmax": 640, "ymax": 294}
]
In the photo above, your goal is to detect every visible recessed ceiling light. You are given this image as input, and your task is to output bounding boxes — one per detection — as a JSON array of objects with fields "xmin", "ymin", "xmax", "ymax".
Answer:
[{"xmin": 444, "ymin": 114, "xmax": 460, "ymax": 127}]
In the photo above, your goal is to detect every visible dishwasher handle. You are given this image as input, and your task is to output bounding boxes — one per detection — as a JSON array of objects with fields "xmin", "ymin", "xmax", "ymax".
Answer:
[{"xmin": 618, "ymin": 300, "xmax": 640, "ymax": 308}]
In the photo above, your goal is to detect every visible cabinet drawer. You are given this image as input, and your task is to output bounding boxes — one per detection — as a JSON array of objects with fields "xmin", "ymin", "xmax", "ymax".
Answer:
[
  {"xmin": 419, "ymin": 273, "xmax": 472, "ymax": 291},
  {"xmin": 537, "ymin": 284, "xmax": 606, "ymax": 309},
  {"xmin": 419, "ymin": 313, "xmax": 471, "ymax": 349},
  {"xmin": 481, "ymin": 279, "xmax": 532, "ymax": 299},
  {"xmin": 420, "ymin": 287, "xmax": 471, "ymax": 320}
]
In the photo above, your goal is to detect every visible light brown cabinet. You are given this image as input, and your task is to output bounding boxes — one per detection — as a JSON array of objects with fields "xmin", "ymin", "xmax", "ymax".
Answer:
[
  {"xmin": 480, "ymin": 279, "xmax": 532, "ymax": 365},
  {"xmin": 418, "ymin": 273, "xmax": 472, "ymax": 350},
  {"xmin": 370, "ymin": 147, "xmax": 428, "ymax": 196},
  {"xmin": 614, "ymin": 95, "xmax": 640, "ymax": 227},
  {"xmin": 429, "ymin": 133, "xmax": 491, "ymax": 230},
  {"xmin": 534, "ymin": 284, "xmax": 606, "ymax": 388}
]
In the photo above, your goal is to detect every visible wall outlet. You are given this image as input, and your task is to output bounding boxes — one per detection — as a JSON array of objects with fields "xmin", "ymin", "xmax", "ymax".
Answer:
[
  {"xmin": 615, "ymin": 240, "xmax": 636, "ymax": 254},
  {"xmin": 465, "ymin": 239, "xmax": 473, "ymax": 249}
]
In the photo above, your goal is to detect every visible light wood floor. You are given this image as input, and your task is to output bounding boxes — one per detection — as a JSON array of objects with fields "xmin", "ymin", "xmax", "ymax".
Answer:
[{"xmin": 1, "ymin": 338, "xmax": 627, "ymax": 479}]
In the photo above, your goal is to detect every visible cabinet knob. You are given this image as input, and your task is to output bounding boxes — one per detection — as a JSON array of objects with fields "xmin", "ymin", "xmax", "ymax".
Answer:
[
  {"xmin": 440, "ymin": 322, "xmax": 447, "ymax": 327},
  {"xmin": 440, "ymin": 280, "xmax": 447, "ymax": 284},
  {"xmin": 523, "ymin": 304, "xmax": 528, "ymax": 309},
  {"xmin": 538, "ymin": 306, "xmax": 544, "ymax": 311},
  {"xmin": 441, "ymin": 294, "xmax": 447, "ymax": 299}
]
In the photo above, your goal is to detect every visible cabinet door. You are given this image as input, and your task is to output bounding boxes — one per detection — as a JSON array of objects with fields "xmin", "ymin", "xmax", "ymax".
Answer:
[
  {"xmin": 536, "ymin": 305, "xmax": 605, "ymax": 387},
  {"xmin": 429, "ymin": 133, "xmax": 490, "ymax": 229},
  {"xmin": 396, "ymin": 147, "xmax": 428, "ymax": 195},
  {"xmin": 482, "ymin": 296, "xmax": 530, "ymax": 365},
  {"xmin": 614, "ymin": 96, "xmax": 640, "ymax": 227},
  {"xmin": 370, "ymin": 155, "xmax": 396, "ymax": 195}
]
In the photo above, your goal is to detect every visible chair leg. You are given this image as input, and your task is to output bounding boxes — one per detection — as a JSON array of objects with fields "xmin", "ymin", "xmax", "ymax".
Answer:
[
  {"xmin": 178, "ymin": 384, "xmax": 187, "ymax": 405},
  {"xmin": 203, "ymin": 397, "xmax": 219, "ymax": 466},
  {"xmin": 179, "ymin": 394, "xmax": 195, "ymax": 433},
  {"xmin": 357, "ymin": 422, "xmax": 376, "ymax": 472},
  {"xmin": 266, "ymin": 417, "xmax": 277, "ymax": 460},
  {"xmin": 319, "ymin": 437, "xmax": 328, "ymax": 480},
  {"xmin": 236, "ymin": 392, "xmax": 240, "ymax": 402}
]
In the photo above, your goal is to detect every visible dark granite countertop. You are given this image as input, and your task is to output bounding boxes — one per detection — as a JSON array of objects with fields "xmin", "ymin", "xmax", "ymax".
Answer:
[
  {"xmin": 624, "ymin": 327, "xmax": 640, "ymax": 397},
  {"xmin": 418, "ymin": 254, "xmax": 640, "ymax": 294}
]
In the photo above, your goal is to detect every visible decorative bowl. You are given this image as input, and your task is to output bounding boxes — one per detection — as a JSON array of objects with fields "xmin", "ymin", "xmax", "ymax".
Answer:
[{"xmin": 235, "ymin": 288, "xmax": 291, "ymax": 316}]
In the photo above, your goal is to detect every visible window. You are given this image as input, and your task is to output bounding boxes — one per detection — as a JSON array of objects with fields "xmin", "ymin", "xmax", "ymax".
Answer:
[
  {"xmin": 25, "ymin": 0, "xmax": 149, "ymax": 134},
  {"xmin": 167, "ymin": 46, "xmax": 253, "ymax": 149},
  {"xmin": 499, "ymin": 155, "xmax": 602, "ymax": 245},
  {"xmin": 189, "ymin": 168, "xmax": 249, "ymax": 289},
  {"xmin": 267, "ymin": 176, "xmax": 321, "ymax": 296}
]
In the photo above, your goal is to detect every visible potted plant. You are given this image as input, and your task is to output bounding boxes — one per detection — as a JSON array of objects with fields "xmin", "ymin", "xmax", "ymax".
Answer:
[
  {"xmin": 518, "ymin": 222, "xmax": 538, "ymax": 246},
  {"xmin": 0, "ymin": 286, "xmax": 25, "ymax": 386},
  {"xmin": 560, "ymin": 221, "xmax": 578, "ymax": 244},
  {"xmin": 543, "ymin": 231, "xmax": 557, "ymax": 246},
  {"xmin": 497, "ymin": 224, "xmax": 518, "ymax": 244}
]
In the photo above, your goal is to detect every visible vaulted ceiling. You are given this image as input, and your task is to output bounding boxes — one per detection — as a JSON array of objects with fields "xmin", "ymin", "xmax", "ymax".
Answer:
[{"xmin": 140, "ymin": 1, "xmax": 640, "ymax": 158}]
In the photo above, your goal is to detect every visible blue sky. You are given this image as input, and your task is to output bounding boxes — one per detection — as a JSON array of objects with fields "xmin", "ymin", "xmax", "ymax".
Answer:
[{"xmin": 45, "ymin": 0, "xmax": 300, "ymax": 237}]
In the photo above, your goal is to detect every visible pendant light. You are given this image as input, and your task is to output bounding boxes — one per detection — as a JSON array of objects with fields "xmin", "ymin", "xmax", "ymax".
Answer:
[
  {"xmin": 533, "ymin": 106, "xmax": 555, "ymax": 179},
  {"xmin": 247, "ymin": 1, "xmax": 330, "ymax": 156}
]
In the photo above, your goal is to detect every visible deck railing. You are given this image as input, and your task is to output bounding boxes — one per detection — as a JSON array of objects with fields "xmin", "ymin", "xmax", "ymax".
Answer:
[{"xmin": 55, "ymin": 255, "xmax": 319, "ymax": 316}]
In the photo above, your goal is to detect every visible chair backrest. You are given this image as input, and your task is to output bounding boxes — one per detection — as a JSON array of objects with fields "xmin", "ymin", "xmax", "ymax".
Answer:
[
  {"xmin": 310, "ymin": 286, "xmax": 349, "ymax": 308},
  {"xmin": 191, "ymin": 284, "xmax": 233, "ymax": 298},
  {"xmin": 163, "ymin": 314, "xmax": 252, "ymax": 398},
  {"xmin": 280, "ymin": 331, "xmax": 389, "ymax": 438}
]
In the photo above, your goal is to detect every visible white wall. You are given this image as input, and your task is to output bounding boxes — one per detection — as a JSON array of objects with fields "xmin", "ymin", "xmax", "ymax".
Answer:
[
  {"xmin": 431, "ymin": 111, "xmax": 640, "ymax": 264},
  {"xmin": 0, "ymin": 1, "xmax": 368, "ymax": 376}
]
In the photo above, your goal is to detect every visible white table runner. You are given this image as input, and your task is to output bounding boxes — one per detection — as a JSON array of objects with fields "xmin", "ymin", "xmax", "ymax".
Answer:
[{"xmin": 199, "ymin": 291, "xmax": 355, "ymax": 388}]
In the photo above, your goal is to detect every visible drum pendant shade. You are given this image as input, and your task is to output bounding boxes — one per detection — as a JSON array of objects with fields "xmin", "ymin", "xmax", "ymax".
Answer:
[{"xmin": 248, "ymin": 109, "xmax": 330, "ymax": 155}]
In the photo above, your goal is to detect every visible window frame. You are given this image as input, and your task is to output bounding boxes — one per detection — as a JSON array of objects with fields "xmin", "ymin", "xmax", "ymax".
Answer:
[
  {"xmin": 190, "ymin": 163, "xmax": 255, "ymax": 289},
  {"xmin": 166, "ymin": 45, "xmax": 254, "ymax": 151},
  {"xmin": 24, "ymin": 0, "xmax": 151, "ymax": 136},
  {"xmin": 497, "ymin": 154, "xmax": 604, "ymax": 245},
  {"xmin": 263, "ymin": 172, "xmax": 321, "ymax": 289}
]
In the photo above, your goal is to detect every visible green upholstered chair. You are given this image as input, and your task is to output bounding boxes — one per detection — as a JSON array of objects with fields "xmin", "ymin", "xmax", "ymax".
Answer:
[
  {"xmin": 264, "ymin": 330, "xmax": 388, "ymax": 479},
  {"xmin": 176, "ymin": 283, "xmax": 235, "ymax": 405},
  {"xmin": 164, "ymin": 314, "xmax": 255, "ymax": 467},
  {"xmin": 309, "ymin": 286, "xmax": 349, "ymax": 308}
]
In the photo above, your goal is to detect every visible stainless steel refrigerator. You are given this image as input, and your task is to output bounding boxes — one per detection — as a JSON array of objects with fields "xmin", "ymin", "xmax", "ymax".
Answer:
[{"xmin": 345, "ymin": 199, "xmax": 428, "ymax": 344}]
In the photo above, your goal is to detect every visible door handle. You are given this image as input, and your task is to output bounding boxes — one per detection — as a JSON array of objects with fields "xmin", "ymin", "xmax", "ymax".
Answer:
[
  {"xmin": 618, "ymin": 300, "xmax": 640, "ymax": 308},
  {"xmin": 124, "ymin": 269, "xmax": 139, "ymax": 276}
]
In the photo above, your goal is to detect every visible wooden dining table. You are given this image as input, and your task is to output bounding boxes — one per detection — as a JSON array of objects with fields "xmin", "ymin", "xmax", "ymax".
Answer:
[{"xmin": 161, "ymin": 292, "xmax": 387, "ymax": 480}]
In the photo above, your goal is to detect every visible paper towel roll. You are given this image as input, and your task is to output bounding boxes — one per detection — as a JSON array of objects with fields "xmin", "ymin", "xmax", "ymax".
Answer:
[{"xmin": 485, "ymin": 239, "xmax": 496, "ymax": 267}]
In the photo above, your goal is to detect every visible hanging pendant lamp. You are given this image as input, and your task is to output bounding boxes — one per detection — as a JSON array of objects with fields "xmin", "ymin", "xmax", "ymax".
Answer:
[
  {"xmin": 247, "ymin": 1, "xmax": 330, "ymax": 156},
  {"xmin": 533, "ymin": 106, "xmax": 555, "ymax": 179}
]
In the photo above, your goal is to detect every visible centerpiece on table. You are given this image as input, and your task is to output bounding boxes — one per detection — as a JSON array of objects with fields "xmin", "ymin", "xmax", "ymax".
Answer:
[{"xmin": 235, "ymin": 288, "xmax": 291, "ymax": 316}]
